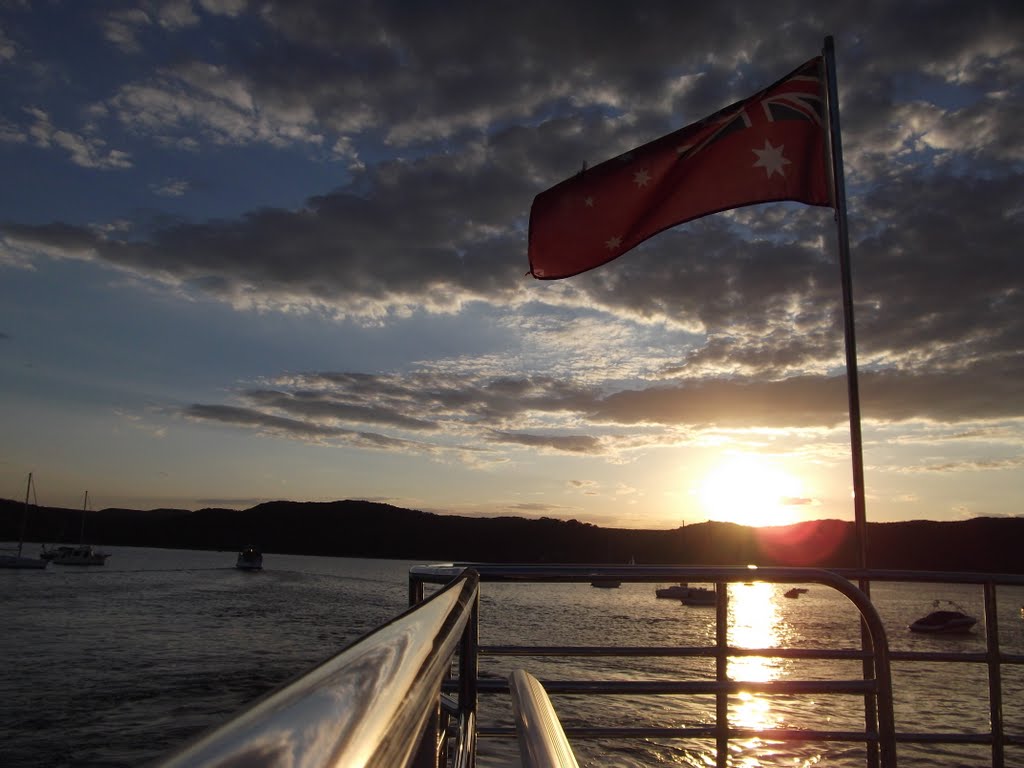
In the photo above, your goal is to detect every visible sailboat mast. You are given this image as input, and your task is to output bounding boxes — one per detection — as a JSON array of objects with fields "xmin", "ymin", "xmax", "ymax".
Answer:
[
  {"xmin": 79, "ymin": 490, "xmax": 89, "ymax": 544},
  {"xmin": 18, "ymin": 472, "xmax": 32, "ymax": 559}
]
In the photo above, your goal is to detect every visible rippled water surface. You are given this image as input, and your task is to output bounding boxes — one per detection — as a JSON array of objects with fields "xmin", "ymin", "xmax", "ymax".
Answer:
[{"xmin": 1, "ymin": 546, "xmax": 1022, "ymax": 767}]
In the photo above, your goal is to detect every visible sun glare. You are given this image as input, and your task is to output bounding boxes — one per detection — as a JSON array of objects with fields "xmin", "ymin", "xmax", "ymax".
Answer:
[{"xmin": 698, "ymin": 454, "xmax": 805, "ymax": 527}]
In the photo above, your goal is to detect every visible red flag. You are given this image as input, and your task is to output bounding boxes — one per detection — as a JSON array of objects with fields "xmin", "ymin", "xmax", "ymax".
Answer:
[{"xmin": 528, "ymin": 57, "xmax": 832, "ymax": 279}]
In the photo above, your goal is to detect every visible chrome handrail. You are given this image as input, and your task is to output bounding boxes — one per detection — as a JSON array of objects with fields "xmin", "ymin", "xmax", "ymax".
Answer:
[
  {"xmin": 508, "ymin": 669, "xmax": 580, "ymax": 768},
  {"xmin": 154, "ymin": 568, "xmax": 479, "ymax": 768}
]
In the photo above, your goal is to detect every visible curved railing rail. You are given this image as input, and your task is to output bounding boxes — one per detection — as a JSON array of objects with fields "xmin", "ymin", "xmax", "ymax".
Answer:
[
  {"xmin": 410, "ymin": 565, "xmax": 1024, "ymax": 767},
  {"xmin": 150, "ymin": 564, "xmax": 1023, "ymax": 768},
  {"xmin": 154, "ymin": 568, "xmax": 479, "ymax": 768},
  {"xmin": 412, "ymin": 564, "xmax": 898, "ymax": 768}
]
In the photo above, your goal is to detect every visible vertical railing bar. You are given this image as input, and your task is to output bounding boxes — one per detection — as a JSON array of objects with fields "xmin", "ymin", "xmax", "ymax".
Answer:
[
  {"xmin": 984, "ymin": 580, "xmax": 1004, "ymax": 768},
  {"xmin": 715, "ymin": 581, "xmax": 729, "ymax": 768},
  {"xmin": 459, "ymin": 585, "xmax": 480, "ymax": 768},
  {"xmin": 410, "ymin": 572, "xmax": 426, "ymax": 606}
]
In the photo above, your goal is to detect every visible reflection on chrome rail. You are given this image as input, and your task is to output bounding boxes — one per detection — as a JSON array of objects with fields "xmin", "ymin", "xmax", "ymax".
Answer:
[{"xmin": 155, "ymin": 565, "xmax": 1024, "ymax": 768}]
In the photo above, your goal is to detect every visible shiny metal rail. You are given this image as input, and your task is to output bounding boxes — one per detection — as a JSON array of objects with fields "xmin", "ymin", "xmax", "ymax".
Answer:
[
  {"xmin": 508, "ymin": 669, "xmax": 581, "ymax": 768},
  {"xmin": 410, "ymin": 565, "xmax": 1024, "ymax": 767},
  {"xmin": 155, "ymin": 568, "xmax": 479, "ymax": 768}
]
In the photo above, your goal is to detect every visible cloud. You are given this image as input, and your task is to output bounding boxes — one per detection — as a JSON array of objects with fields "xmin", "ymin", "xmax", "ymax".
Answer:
[
  {"xmin": 2, "ymin": 0, "xmax": 1022, "ymax": 455},
  {"xmin": 905, "ymin": 456, "xmax": 1024, "ymax": 474},
  {"xmin": 487, "ymin": 430, "xmax": 603, "ymax": 454},
  {"xmin": 172, "ymin": 356, "xmax": 1024, "ymax": 467},
  {"xmin": 150, "ymin": 178, "xmax": 191, "ymax": 197},
  {"xmin": 0, "ymin": 26, "xmax": 16, "ymax": 61},
  {"xmin": 157, "ymin": 0, "xmax": 199, "ymax": 30},
  {"xmin": 22, "ymin": 107, "xmax": 132, "ymax": 169},
  {"xmin": 100, "ymin": 8, "xmax": 152, "ymax": 54}
]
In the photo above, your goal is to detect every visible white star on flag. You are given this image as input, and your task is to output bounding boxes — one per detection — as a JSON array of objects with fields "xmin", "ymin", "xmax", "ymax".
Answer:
[
  {"xmin": 633, "ymin": 168, "xmax": 651, "ymax": 187},
  {"xmin": 605, "ymin": 235, "xmax": 622, "ymax": 250},
  {"xmin": 752, "ymin": 140, "xmax": 791, "ymax": 177}
]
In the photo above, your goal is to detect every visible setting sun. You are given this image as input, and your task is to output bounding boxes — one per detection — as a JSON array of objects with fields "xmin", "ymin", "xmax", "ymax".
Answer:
[{"xmin": 698, "ymin": 454, "xmax": 806, "ymax": 527}]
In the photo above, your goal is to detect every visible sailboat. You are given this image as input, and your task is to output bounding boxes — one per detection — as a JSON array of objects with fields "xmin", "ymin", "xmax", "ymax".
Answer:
[
  {"xmin": 49, "ymin": 491, "xmax": 110, "ymax": 566},
  {"xmin": 0, "ymin": 473, "xmax": 49, "ymax": 569}
]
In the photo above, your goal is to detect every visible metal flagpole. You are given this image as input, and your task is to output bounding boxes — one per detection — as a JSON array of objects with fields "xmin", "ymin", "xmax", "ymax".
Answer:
[
  {"xmin": 823, "ymin": 35, "xmax": 868, "ymax": 572},
  {"xmin": 823, "ymin": 36, "xmax": 889, "ymax": 768}
]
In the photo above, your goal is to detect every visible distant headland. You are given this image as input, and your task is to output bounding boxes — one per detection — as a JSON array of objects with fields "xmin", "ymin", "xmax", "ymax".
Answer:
[{"xmin": 2, "ymin": 497, "xmax": 1021, "ymax": 573}]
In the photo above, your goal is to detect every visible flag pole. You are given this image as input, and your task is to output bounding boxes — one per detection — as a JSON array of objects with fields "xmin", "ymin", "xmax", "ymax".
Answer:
[{"xmin": 823, "ymin": 36, "xmax": 868, "ymax": 572}]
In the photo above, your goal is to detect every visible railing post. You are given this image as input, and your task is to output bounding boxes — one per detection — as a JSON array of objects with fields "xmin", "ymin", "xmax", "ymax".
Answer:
[
  {"xmin": 410, "ymin": 572, "xmax": 426, "ymax": 606},
  {"xmin": 984, "ymin": 580, "xmax": 1004, "ymax": 768},
  {"xmin": 715, "ymin": 581, "xmax": 729, "ymax": 768},
  {"xmin": 459, "ymin": 586, "xmax": 480, "ymax": 768}
]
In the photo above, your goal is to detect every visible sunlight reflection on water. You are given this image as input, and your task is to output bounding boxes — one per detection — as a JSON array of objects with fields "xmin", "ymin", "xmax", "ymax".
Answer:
[{"xmin": 729, "ymin": 584, "xmax": 786, "ymax": 745}]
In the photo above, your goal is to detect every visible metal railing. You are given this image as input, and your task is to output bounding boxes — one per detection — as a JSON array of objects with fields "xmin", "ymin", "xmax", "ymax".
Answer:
[
  {"xmin": 154, "ymin": 568, "xmax": 479, "ymax": 768},
  {"xmin": 410, "ymin": 565, "xmax": 1024, "ymax": 768},
  {"xmin": 152, "ymin": 565, "xmax": 1024, "ymax": 768},
  {"xmin": 412, "ymin": 564, "xmax": 898, "ymax": 768}
]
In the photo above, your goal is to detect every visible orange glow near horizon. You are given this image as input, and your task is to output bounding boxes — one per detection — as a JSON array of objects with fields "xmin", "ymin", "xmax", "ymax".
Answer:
[{"xmin": 698, "ymin": 454, "xmax": 806, "ymax": 527}]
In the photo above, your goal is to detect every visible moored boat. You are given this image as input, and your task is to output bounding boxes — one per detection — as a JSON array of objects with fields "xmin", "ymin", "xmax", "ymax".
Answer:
[
  {"xmin": 0, "ymin": 473, "xmax": 48, "ymax": 570},
  {"xmin": 679, "ymin": 586, "xmax": 717, "ymax": 606},
  {"xmin": 655, "ymin": 582, "xmax": 690, "ymax": 598},
  {"xmin": 784, "ymin": 587, "xmax": 809, "ymax": 598},
  {"xmin": 909, "ymin": 600, "xmax": 977, "ymax": 634},
  {"xmin": 50, "ymin": 544, "xmax": 111, "ymax": 566},
  {"xmin": 49, "ymin": 492, "xmax": 110, "ymax": 566},
  {"xmin": 235, "ymin": 546, "xmax": 263, "ymax": 571}
]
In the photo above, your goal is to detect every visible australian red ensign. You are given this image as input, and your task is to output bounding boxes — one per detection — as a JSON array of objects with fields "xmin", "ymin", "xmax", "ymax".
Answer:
[{"xmin": 528, "ymin": 57, "xmax": 833, "ymax": 280}]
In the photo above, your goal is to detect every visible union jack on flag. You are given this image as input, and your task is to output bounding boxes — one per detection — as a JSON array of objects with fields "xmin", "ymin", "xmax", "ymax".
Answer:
[{"xmin": 528, "ymin": 57, "xmax": 832, "ymax": 280}]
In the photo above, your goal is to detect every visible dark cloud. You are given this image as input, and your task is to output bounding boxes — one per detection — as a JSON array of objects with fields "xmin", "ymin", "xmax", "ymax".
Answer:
[
  {"xmin": 2, "ymin": 0, "xmax": 1022, "ymax": 437},
  {"xmin": 487, "ymin": 430, "xmax": 603, "ymax": 454},
  {"xmin": 181, "ymin": 359, "xmax": 1024, "ymax": 458}
]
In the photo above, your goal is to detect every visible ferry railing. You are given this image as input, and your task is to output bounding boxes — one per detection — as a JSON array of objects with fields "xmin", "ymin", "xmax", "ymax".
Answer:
[
  {"xmin": 410, "ymin": 565, "xmax": 1024, "ymax": 767},
  {"xmin": 836, "ymin": 568, "xmax": 1024, "ymax": 768},
  {"xmin": 154, "ymin": 568, "xmax": 479, "ymax": 768},
  {"xmin": 150, "ymin": 564, "xmax": 1022, "ymax": 768}
]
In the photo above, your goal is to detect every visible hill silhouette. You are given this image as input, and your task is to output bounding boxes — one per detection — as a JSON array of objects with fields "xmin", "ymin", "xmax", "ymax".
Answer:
[{"xmin": 1, "ymin": 497, "xmax": 1021, "ymax": 572}]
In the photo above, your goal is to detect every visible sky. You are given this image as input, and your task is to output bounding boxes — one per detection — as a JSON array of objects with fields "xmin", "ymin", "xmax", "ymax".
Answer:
[{"xmin": 1, "ymin": 1, "xmax": 1021, "ymax": 531}]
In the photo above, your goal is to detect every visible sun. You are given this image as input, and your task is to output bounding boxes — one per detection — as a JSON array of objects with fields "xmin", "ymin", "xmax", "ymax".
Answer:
[{"xmin": 698, "ymin": 454, "xmax": 806, "ymax": 527}]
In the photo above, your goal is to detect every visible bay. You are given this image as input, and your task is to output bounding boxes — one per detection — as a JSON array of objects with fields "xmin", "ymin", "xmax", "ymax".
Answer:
[{"xmin": 1, "ymin": 545, "xmax": 1022, "ymax": 767}]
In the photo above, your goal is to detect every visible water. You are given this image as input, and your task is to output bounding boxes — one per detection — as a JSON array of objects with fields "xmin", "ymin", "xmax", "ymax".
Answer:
[{"xmin": 1, "ymin": 546, "xmax": 1022, "ymax": 767}]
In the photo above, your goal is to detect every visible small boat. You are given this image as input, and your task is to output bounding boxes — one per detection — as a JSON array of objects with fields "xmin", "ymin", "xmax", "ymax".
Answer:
[
  {"xmin": 590, "ymin": 557, "xmax": 633, "ymax": 588},
  {"xmin": 50, "ymin": 544, "xmax": 111, "ymax": 566},
  {"xmin": 0, "ymin": 473, "xmax": 49, "ymax": 570},
  {"xmin": 655, "ymin": 583, "xmax": 691, "ymax": 599},
  {"xmin": 784, "ymin": 587, "xmax": 809, "ymax": 598},
  {"xmin": 680, "ymin": 586, "xmax": 718, "ymax": 606},
  {"xmin": 909, "ymin": 600, "xmax": 977, "ymax": 634},
  {"xmin": 236, "ymin": 546, "xmax": 263, "ymax": 571},
  {"xmin": 50, "ymin": 492, "xmax": 110, "ymax": 566}
]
